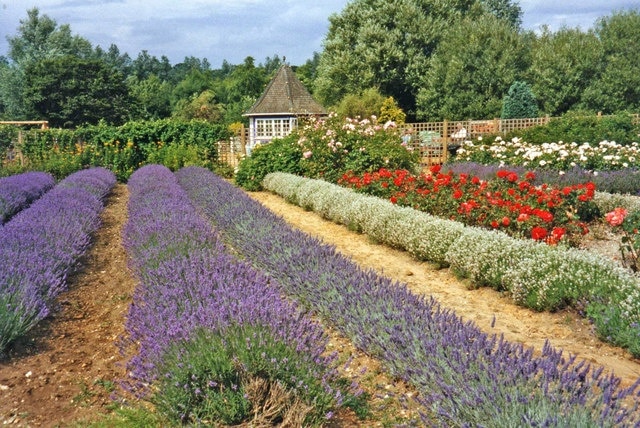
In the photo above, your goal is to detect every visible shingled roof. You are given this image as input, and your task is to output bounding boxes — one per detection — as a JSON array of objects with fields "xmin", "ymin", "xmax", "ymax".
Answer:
[{"xmin": 244, "ymin": 64, "xmax": 326, "ymax": 116}]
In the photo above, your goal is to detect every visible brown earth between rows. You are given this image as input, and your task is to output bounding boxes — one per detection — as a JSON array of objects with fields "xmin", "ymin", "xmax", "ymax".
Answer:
[{"xmin": 0, "ymin": 183, "xmax": 639, "ymax": 427}]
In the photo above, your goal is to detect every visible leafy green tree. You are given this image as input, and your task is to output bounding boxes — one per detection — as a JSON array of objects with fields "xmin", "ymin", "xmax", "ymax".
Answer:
[
  {"xmin": 314, "ymin": 0, "xmax": 523, "ymax": 119},
  {"xmin": 172, "ymin": 90, "xmax": 223, "ymax": 123},
  {"xmin": 214, "ymin": 56, "xmax": 269, "ymax": 124},
  {"xmin": 93, "ymin": 43, "xmax": 133, "ymax": 76},
  {"xmin": 480, "ymin": 0, "xmax": 522, "ymax": 28},
  {"xmin": 580, "ymin": 10, "xmax": 640, "ymax": 113},
  {"xmin": 127, "ymin": 74, "xmax": 173, "ymax": 120},
  {"xmin": 527, "ymin": 27, "xmax": 603, "ymax": 116},
  {"xmin": 171, "ymin": 68, "xmax": 215, "ymax": 107},
  {"xmin": 131, "ymin": 50, "xmax": 172, "ymax": 81},
  {"xmin": 295, "ymin": 52, "xmax": 321, "ymax": 93},
  {"xmin": 1, "ymin": 8, "xmax": 94, "ymax": 119},
  {"xmin": 334, "ymin": 87, "xmax": 386, "ymax": 119},
  {"xmin": 416, "ymin": 14, "xmax": 530, "ymax": 120},
  {"xmin": 501, "ymin": 81, "xmax": 538, "ymax": 119},
  {"xmin": 23, "ymin": 55, "xmax": 131, "ymax": 127},
  {"xmin": 7, "ymin": 8, "xmax": 92, "ymax": 66},
  {"xmin": 169, "ymin": 56, "xmax": 212, "ymax": 85}
]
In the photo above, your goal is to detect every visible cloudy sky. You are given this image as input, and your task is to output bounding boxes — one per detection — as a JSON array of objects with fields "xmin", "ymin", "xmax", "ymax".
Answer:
[{"xmin": 0, "ymin": 1, "xmax": 638, "ymax": 67}]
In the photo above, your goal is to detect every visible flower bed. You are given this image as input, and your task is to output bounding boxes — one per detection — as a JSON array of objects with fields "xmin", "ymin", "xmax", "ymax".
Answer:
[
  {"xmin": 457, "ymin": 137, "xmax": 640, "ymax": 171},
  {"xmin": 340, "ymin": 165, "xmax": 597, "ymax": 245},
  {"xmin": 177, "ymin": 166, "xmax": 640, "ymax": 426},
  {"xmin": 0, "ymin": 167, "xmax": 115, "ymax": 353},
  {"xmin": 120, "ymin": 165, "xmax": 358, "ymax": 426},
  {"xmin": 0, "ymin": 171, "xmax": 55, "ymax": 224},
  {"xmin": 262, "ymin": 172, "xmax": 640, "ymax": 357}
]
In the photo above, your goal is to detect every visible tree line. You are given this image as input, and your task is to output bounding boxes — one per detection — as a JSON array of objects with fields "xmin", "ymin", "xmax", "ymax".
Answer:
[{"xmin": 1, "ymin": 2, "xmax": 639, "ymax": 129}]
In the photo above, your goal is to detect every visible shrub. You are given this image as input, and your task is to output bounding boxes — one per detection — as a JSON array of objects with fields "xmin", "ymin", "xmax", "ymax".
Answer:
[
  {"xmin": 0, "ymin": 168, "xmax": 115, "ymax": 353},
  {"xmin": 235, "ymin": 113, "xmax": 419, "ymax": 190},
  {"xmin": 122, "ymin": 165, "xmax": 359, "ymax": 425},
  {"xmin": 447, "ymin": 161, "xmax": 640, "ymax": 196},
  {"xmin": 0, "ymin": 171, "xmax": 55, "ymax": 224},
  {"xmin": 501, "ymin": 81, "xmax": 538, "ymax": 119},
  {"xmin": 507, "ymin": 111, "xmax": 640, "ymax": 145}
]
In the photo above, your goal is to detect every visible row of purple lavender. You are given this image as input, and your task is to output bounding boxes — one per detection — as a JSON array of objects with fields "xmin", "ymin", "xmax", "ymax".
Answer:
[
  {"xmin": 0, "ymin": 171, "xmax": 55, "ymax": 224},
  {"xmin": 176, "ymin": 166, "xmax": 640, "ymax": 427},
  {"xmin": 0, "ymin": 167, "xmax": 115, "ymax": 354},
  {"xmin": 120, "ymin": 165, "xmax": 358, "ymax": 425}
]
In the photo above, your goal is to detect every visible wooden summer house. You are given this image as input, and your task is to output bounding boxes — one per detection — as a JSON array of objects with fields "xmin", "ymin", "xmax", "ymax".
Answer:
[{"xmin": 243, "ymin": 63, "xmax": 326, "ymax": 153}]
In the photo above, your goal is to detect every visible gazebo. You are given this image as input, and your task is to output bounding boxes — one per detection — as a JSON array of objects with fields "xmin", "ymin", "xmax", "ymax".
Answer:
[{"xmin": 243, "ymin": 63, "xmax": 326, "ymax": 154}]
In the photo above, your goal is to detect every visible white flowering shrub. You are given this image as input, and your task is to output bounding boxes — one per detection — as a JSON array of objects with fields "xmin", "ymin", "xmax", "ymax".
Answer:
[
  {"xmin": 502, "ymin": 245, "xmax": 639, "ymax": 312},
  {"xmin": 403, "ymin": 219, "xmax": 465, "ymax": 267},
  {"xmin": 457, "ymin": 137, "xmax": 640, "ymax": 171},
  {"xmin": 261, "ymin": 172, "xmax": 305, "ymax": 204},
  {"xmin": 445, "ymin": 228, "xmax": 535, "ymax": 290}
]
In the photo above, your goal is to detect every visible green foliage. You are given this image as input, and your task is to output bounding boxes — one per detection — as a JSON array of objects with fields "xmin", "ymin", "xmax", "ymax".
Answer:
[
  {"xmin": 235, "ymin": 114, "xmax": 419, "ymax": 191},
  {"xmin": 378, "ymin": 96, "xmax": 406, "ymax": 124},
  {"xmin": 23, "ymin": 55, "xmax": 131, "ymax": 127},
  {"xmin": 152, "ymin": 325, "xmax": 358, "ymax": 426},
  {"xmin": 334, "ymin": 87, "xmax": 386, "ymax": 120},
  {"xmin": 82, "ymin": 405, "xmax": 172, "ymax": 428},
  {"xmin": 126, "ymin": 74, "xmax": 172, "ymax": 120},
  {"xmin": 580, "ymin": 10, "xmax": 640, "ymax": 114},
  {"xmin": 528, "ymin": 27, "xmax": 603, "ymax": 116},
  {"xmin": 514, "ymin": 111, "xmax": 640, "ymax": 145},
  {"xmin": 171, "ymin": 90, "xmax": 223, "ymax": 123},
  {"xmin": 2, "ymin": 119, "xmax": 230, "ymax": 181},
  {"xmin": 146, "ymin": 142, "xmax": 213, "ymax": 171},
  {"xmin": 416, "ymin": 13, "xmax": 530, "ymax": 121},
  {"xmin": 235, "ymin": 138, "xmax": 304, "ymax": 191},
  {"xmin": 501, "ymin": 81, "xmax": 538, "ymax": 119},
  {"xmin": 587, "ymin": 303, "xmax": 640, "ymax": 358},
  {"xmin": 315, "ymin": 0, "xmax": 524, "ymax": 119}
]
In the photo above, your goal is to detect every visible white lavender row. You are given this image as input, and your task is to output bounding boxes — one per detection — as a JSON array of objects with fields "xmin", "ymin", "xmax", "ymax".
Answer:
[
  {"xmin": 262, "ymin": 172, "xmax": 640, "ymax": 357},
  {"xmin": 0, "ymin": 171, "xmax": 55, "ymax": 224},
  {"xmin": 177, "ymin": 166, "xmax": 640, "ymax": 427},
  {"xmin": 120, "ymin": 165, "xmax": 352, "ymax": 425},
  {"xmin": 0, "ymin": 167, "xmax": 115, "ymax": 353}
]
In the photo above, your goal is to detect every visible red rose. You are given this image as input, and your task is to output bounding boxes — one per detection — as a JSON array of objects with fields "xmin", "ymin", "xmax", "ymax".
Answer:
[{"xmin": 531, "ymin": 226, "xmax": 548, "ymax": 240}]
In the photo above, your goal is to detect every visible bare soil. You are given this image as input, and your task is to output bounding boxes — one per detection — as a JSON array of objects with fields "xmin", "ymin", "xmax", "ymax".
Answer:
[{"xmin": 1, "ymin": 183, "xmax": 639, "ymax": 427}]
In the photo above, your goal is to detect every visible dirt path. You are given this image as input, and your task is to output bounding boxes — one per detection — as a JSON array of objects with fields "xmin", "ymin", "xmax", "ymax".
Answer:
[
  {"xmin": 0, "ymin": 184, "xmax": 134, "ymax": 427},
  {"xmin": 248, "ymin": 190, "xmax": 640, "ymax": 387}
]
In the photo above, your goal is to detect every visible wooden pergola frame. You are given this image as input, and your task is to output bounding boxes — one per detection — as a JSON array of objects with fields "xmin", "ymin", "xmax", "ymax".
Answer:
[{"xmin": 0, "ymin": 121, "xmax": 49, "ymax": 129}]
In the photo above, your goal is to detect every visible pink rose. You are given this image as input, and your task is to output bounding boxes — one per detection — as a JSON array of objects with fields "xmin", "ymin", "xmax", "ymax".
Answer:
[{"xmin": 605, "ymin": 208, "xmax": 628, "ymax": 227}]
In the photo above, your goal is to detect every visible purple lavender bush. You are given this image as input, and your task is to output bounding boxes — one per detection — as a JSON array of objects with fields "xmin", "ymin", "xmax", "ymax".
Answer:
[
  {"xmin": 177, "ymin": 166, "xmax": 640, "ymax": 427},
  {"xmin": 120, "ymin": 165, "xmax": 362, "ymax": 425},
  {"xmin": 447, "ymin": 161, "xmax": 640, "ymax": 195},
  {"xmin": 0, "ymin": 167, "xmax": 115, "ymax": 354},
  {"xmin": 0, "ymin": 171, "xmax": 55, "ymax": 224}
]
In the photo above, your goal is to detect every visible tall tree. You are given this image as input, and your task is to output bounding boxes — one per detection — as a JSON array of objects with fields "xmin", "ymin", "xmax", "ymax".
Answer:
[
  {"xmin": 24, "ymin": 56, "xmax": 131, "ymax": 127},
  {"xmin": 527, "ymin": 26, "xmax": 603, "ymax": 116},
  {"xmin": 93, "ymin": 43, "xmax": 133, "ymax": 76},
  {"xmin": 580, "ymin": 10, "xmax": 640, "ymax": 113},
  {"xmin": 7, "ymin": 8, "xmax": 92, "ymax": 66},
  {"xmin": 1, "ymin": 8, "xmax": 94, "ymax": 119},
  {"xmin": 131, "ymin": 50, "xmax": 172, "ymax": 81},
  {"xmin": 415, "ymin": 14, "xmax": 530, "ymax": 121},
  {"xmin": 314, "ymin": 0, "xmax": 522, "ymax": 118},
  {"xmin": 127, "ymin": 74, "xmax": 173, "ymax": 120}
]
